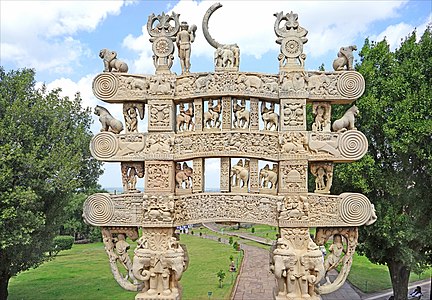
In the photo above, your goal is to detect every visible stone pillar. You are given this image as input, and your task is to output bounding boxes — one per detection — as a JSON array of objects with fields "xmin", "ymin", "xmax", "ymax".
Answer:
[
  {"xmin": 221, "ymin": 96, "xmax": 232, "ymax": 130},
  {"xmin": 250, "ymin": 98, "xmax": 259, "ymax": 131},
  {"xmin": 249, "ymin": 158, "xmax": 259, "ymax": 193},
  {"xmin": 280, "ymin": 99, "xmax": 306, "ymax": 131},
  {"xmin": 148, "ymin": 99, "xmax": 175, "ymax": 132},
  {"xmin": 220, "ymin": 157, "xmax": 230, "ymax": 192},
  {"xmin": 194, "ymin": 98, "xmax": 203, "ymax": 131},
  {"xmin": 192, "ymin": 158, "xmax": 204, "ymax": 193}
]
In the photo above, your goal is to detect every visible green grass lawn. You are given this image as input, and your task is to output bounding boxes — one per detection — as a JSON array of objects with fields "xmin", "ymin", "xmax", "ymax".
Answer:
[{"xmin": 8, "ymin": 234, "xmax": 240, "ymax": 300}]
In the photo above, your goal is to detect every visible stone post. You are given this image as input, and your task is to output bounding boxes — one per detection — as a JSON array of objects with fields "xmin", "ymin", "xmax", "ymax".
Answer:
[
  {"xmin": 194, "ymin": 98, "xmax": 203, "ymax": 131},
  {"xmin": 221, "ymin": 96, "xmax": 232, "ymax": 130},
  {"xmin": 192, "ymin": 158, "xmax": 204, "ymax": 193},
  {"xmin": 250, "ymin": 98, "xmax": 259, "ymax": 131},
  {"xmin": 220, "ymin": 157, "xmax": 230, "ymax": 192}
]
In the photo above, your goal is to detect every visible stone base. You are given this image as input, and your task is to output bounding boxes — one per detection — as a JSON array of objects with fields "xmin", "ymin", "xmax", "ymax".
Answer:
[
  {"xmin": 135, "ymin": 289, "xmax": 180, "ymax": 300},
  {"xmin": 231, "ymin": 186, "xmax": 248, "ymax": 193},
  {"xmin": 176, "ymin": 188, "xmax": 192, "ymax": 195},
  {"xmin": 260, "ymin": 188, "xmax": 277, "ymax": 195}
]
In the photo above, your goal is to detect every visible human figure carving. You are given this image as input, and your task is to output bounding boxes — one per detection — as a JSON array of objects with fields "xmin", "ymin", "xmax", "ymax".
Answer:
[
  {"xmin": 176, "ymin": 102, "xmax": 195, "ymax": 132},
  {"xmin": 176, "ymin": 21, "xmax": 197, "ymax": 74},
  {"xmin": 203, "ymin": 99, "xmax": 222, "ymax": 128},
  {"xmin": 99, "ymin": 49, "xmax": 129, "ymax": 72},
  {"xmin": 115, "ymin": 234, "xmax": 136, "ymax": 282},
  {"xmin": 324, "ymin": 234, "xmax": 345, "ymax": 284},
  {"xmin": 312, "ymin": 104, "xmax": 330, "ymax": 132},
  {"xmin": 233, "ymin": 99, "xmax": 250, "ymax": 129},
  {"xmin": 123, "ymin": 103, "xmax": 145, "ymax": 133},
  {"xmin": 333, "ymin": 45, "xmax": 357, "ymax": 71},
  {"xmin": 94, "ymin": 105, "xmax": 124, "ymax": 134},
  {"xmin": 332, "ymin": 105, "xmax": 359, "ymax": 132}
]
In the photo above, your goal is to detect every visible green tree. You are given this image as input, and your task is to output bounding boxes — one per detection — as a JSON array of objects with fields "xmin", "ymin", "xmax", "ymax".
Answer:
[
  {"xmin": 0, "ymin": 68, "xmax": 102, "ymax": 299},
  {"xmin": 334, "ymin": 27, "xmax": 432, "ymax": 300},
  {"xmin": 216, "ymin": 270, "xmax": 226, "ymax": 288}
]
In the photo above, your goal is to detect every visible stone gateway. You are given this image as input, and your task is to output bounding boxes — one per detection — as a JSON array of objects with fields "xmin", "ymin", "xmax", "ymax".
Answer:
[{"xmin": 83, "ymin": 4, "xmax": 375, "ymax": 300}]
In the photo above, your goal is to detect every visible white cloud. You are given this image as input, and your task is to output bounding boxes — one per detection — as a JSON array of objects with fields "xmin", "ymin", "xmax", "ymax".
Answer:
[
  {"xmin": 0, "ymin": 0, "xmax": 129, "ymax": 74},
  {"xmin": 371, "ymin": 13, "xmax": 432, "ymax": 50}
]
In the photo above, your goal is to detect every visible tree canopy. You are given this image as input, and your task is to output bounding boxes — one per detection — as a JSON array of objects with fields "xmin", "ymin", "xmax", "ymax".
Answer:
[
  {"xmin": 333, "ymin": 27, "xmax": 432, "ymax": 300},
  {"xmin": 0, "ymin": 67, "xmax": 102, "ymax": 299}
]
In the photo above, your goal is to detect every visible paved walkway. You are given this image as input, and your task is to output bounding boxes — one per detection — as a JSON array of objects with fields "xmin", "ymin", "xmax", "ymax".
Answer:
[{"xmin": 199, "ymin": 224, "xmax": 431, "ymax": 300}]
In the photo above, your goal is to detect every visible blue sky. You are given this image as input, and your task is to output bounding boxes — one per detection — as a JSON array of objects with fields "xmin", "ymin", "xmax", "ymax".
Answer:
[{"xmin": 1, "ymin": 0, "xmax": 431, "ymax": 189}]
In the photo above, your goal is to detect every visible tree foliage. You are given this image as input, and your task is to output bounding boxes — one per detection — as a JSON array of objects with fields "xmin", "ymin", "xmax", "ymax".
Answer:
[
  {"xmin": 0, "ymin": 67, "xmax": 102, "ymax": 299},
  {"xmin": 333, "ymin": 27, "xmax": 432, "ymax": 299}
]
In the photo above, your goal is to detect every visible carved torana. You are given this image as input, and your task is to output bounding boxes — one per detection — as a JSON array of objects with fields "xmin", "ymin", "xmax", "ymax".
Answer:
[{"xmin": 84, "ymin": 5, "xmax": 374, "ymax": 300}]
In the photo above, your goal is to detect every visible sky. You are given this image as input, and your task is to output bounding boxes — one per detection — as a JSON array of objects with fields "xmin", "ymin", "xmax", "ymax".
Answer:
[{"xmin": 1, "ymin": 0, "xmax": 431, "ymax": 190}]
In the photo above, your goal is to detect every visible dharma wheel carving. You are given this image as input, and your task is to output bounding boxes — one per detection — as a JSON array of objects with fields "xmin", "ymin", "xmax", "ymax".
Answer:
[{"xmin": 84, "ymin": 4, "xmax": 375, "ymax": 300}]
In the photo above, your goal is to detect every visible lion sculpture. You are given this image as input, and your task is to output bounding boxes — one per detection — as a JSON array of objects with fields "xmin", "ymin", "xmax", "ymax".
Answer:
[
  {"xmin": 99, "ymin": 48, "xmax": 129, "ymax": 73},
  {"xmin": 332, "ymin": 45, "xmax": 357, "ymax": 71},
  {"xmin": 94, "ymin": 105, "xmax": 124, "ymax": 134},
  {"xmin": 332, "ymin": 105, "xmax": 359, "ymax": 132}
]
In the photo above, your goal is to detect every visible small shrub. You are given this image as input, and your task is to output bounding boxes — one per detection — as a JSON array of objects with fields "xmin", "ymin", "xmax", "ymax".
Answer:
[
  {"xmin": 216, "ymin": 270, "xmax": 226, "ymax": 288},
  {"xmin": 218, "ymin": 237, "xmax": 221, "ymax": 242},
  {"xmin": 228, "ymin": 236, "xmax": 233, "ymax": 245},
  {"xmin": 229, "ymin": 255, "xmax": 234, "ymax": 262},
  {"xmin": 50, "ymin": 235, "xmax": 74, "ymax": 256},
  {"xmin": 233, "ymin": 241, "xmax": 239, "ymax": 251},
  {"xmin": 251, "ymin": 227, "xmax": 255, "ymax": 233},
  {"xmin": 199, "ymin": 232, "xmax": 202, "ymax": 236}
]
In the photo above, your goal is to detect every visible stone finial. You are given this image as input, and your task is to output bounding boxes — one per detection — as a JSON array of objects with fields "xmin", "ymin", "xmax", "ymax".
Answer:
[
  {"xmin": 147, "ymin": 12, "xmax": 181, "ymax": 74},
  {"xmin": 99, "ymin": 49, "xmax": 128, "ymax": 73},
  {"xmin": 274, "ymin": 11, "xmax": 308, "ymax": 72},
  {"xmin": 333, "ymin": 45, "xmax": 357, "ymax": 71},
  {"xmin": 202, "ymin": 3, "xmax": 240, "ymax": 72}
]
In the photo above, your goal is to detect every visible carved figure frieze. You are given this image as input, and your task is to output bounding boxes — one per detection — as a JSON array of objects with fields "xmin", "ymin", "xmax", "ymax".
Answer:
[
  {"xmin": 279, "ymin": 132, "xmax": 309, "ymax": 157},
  {"xmin": 261, "ymin": 101, "xmax": 279, "ymax": 131},
  {"xmin": 121, "ymin": 162, "xmax": 144, "ymax": 193},
  {"xmin": 332, "ymin": 105, "xmax": 359, "ymax": 132},
  {"xmin": 274, "ymin": 11, "xmax": 308, "ymax": 71},
  {"xmin": 310, "ymin": 162, "xmax": 333, "ymax": 194},
  {"xmin": 176, "ymin": 102, "xmax": 195, "ymax": 132},
  {"xmin": 174, "ymin": 193, "xmax": 281, "ymax": 226},
  {"xmin": 260, "ymin": 163, "xmax": 278, "ymax": 193},
  {"xmin": 312, "ymin": 102, "xmax": 331, "ymax": 132},
  {"xmin": 94, "ymin": 105, "xmax": 124, "ymax": 134},
  {"xmin": 333, "ymin": 45, "xmax": 357, "ymax": 71},
  {"xmin": 100, "ymin": 49, "xmax": 128, "ymax": 73},
  {"xmin": 147, "ymin": 12, "xmax": 180, "ymax": 74},
  {"xmin": 280, "ymin": 72, "xmax": 307, "ymax": 99},
  {"xmin": 123, "ymin": 103, "xmax": 145, "ymax": 133}
]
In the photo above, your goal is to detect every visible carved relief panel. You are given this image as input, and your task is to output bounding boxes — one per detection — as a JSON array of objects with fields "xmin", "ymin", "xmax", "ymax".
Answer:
[
  {"xmin": 259, "ymin": 162, "xmax": 278, "ymax": 195},
  {"xmin": 280, "ymin": 99, "xmax": 306, "ymax": 131},
  {"xmin": 175, "ymin": 161, "xmax": 193, "ymax": 195},
  {"xmin": 279, "ymin": 160, "xmax": 308, "ymax": 193},
  {"xmin": 145, "ymin": 161, "xmax": 175, "ymax": 193},
  {"xmin": 310, "ymin": 162, "xmax": 334, "ymax": 194},
  {"xmin": 312, "ymin": 102, "xmax": 331, "ymax": 132},
  {"xmin": 121, "ymin": 162, "xmax": 144, "ymax": 193},
  {"xmin": 176, "ymin": 102, "xmax": 195, "ymax": 132},
  {"xmin": 148, "ymin": 100, "xmax": 174, "ymax": 132}
]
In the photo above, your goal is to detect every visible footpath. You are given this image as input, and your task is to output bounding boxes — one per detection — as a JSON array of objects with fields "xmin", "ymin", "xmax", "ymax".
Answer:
[{"xmin": 200, "ymin": 223, "xmax": 430, "ymax": 300}]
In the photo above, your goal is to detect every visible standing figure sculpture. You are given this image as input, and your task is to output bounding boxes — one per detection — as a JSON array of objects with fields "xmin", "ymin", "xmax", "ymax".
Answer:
[
  {"xmin": 324, "ymin": 234, "xmax": 345, "ymax": 284},
  {"xmin": 176, "ymin": 21, "xmax": 197, "ymax": 74}
]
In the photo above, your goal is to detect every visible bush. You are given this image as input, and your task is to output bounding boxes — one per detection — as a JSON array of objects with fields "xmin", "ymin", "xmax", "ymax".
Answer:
[
  {"xmin": 228, "ymin": 236, "xmax": 233, "ymax": 245},
  {"xmin": 50, "ymin": 236, "xmax": 74, "ymax": 256},
  {"xmin": 251, "ymin": 227, "xmax": 255, "ymax": 233},
  {"xmin": 233, "ymin": 241, "xmax": 239, "ymax": 251}
]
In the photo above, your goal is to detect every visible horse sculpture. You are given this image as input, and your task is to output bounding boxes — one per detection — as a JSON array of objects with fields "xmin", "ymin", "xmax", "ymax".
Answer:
[
  {"xmin": 177, "ymin": 103, "xmax": 195, "ymax": 132},
  {"xmin": 203, "ymin": 100, "xmax": 221, "ymax": 128},
  {"xmin": 233, "ymin": 100, "xmax": 250, "ymax": 129},
  {"xmin": 175, "ymin": 162, "xmax": 193, "ymax": 189},
  {"xmin": 261, "ymin": 101, "xmax": 279, "ymax": 131},
  {"xmin": 94, "ymin": 105, "xmax": 124, "ymax": 134}
]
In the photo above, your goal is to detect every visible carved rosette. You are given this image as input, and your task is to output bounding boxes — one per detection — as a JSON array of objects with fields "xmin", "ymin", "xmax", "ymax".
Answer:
[
  {"xmin": 337, "ymin": 71, "xmax": 365, "ymax": 99},
  {"xmin": 83, "ymin": 193, "xmax": 115, "ymax": 226},
  {"xmin": 93, "ymin": 73, "xmax": 119, "ymax": 101},
  {"xmin": 337, "ymin": 130, "xmax": 368, "ymax": 161}
]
